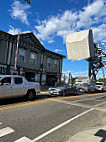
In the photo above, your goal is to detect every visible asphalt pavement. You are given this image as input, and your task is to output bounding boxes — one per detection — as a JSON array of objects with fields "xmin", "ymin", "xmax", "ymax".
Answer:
[{"xmin": 0, "ymin": 92, "xmax": 105, "ymax": 142}]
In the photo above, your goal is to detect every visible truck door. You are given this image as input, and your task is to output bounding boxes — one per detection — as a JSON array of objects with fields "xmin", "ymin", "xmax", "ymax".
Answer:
[
  {"xmin": 0, "ymin": 77, "xmax": 13, "ymax": 99},
  {"xmin": 12, "ymin": 77, "xmax": 26, "ymax": 96}
]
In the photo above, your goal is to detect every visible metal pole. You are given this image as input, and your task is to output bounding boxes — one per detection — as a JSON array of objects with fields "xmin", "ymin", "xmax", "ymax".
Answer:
[{"xmin": 14, "ymin": 33, "xmax": 20, "ymax": 71}]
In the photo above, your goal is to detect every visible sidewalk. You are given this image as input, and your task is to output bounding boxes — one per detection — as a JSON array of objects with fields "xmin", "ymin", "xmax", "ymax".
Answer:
[{"xmin": 68, "ymin": 125, "xmax": 106, "ymax": 142}]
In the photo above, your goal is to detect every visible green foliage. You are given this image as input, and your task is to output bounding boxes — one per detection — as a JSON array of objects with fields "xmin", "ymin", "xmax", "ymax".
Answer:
[
  {"xmin": 71, "ymin": 77, "xmax": 77, "ymax": 86},
  {"xmin": 97, "ymin": 78, "xmax": 106, "ymax": 82}
]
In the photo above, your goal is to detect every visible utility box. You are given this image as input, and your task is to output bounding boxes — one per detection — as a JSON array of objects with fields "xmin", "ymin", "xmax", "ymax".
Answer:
[{"xmin": 66, "ymin": 30, "xmax": 94, "ymax": 60}]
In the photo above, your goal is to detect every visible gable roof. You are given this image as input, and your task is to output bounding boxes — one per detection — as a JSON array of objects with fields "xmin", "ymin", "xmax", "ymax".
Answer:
[
  {"xmin": 13, "ymin": 32, "xmax": 45, "ymax": 50},
  {"xmin": 0, "ymin": 30, "xmax": 65, "ymax": 58}
]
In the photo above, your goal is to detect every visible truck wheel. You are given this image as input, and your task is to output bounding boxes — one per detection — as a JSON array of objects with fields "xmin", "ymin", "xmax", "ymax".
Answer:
[{"xmin": 27, "ymin": 91, "xmax": 36, "ymax": 100}]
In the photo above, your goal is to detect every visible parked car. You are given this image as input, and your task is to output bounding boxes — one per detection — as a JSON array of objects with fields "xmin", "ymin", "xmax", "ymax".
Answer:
[
  {"xmin": 48, "ymin": 84, "xmax": 78, "ymax": 96},
  {"xmin": 0, "ymin": 75, "xmax": 40, "ymax": 100},
  {"xmin": 77, "ymin": 84, "xmax": 96, "ymax": 93},
  {"xmin": 96, "ymin": 82, "xmax": 106, "ymax": 92}
]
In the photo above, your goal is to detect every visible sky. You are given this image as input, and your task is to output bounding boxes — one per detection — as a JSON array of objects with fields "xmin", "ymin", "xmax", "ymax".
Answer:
[{"xmin": 0, "ymin": 0, "xmax": 106, "ymax": 78}]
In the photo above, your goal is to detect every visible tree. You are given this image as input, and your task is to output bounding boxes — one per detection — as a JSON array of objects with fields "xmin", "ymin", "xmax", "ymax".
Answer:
[
  {"xmin": 71, "ymin": 77, "xmax": 77, "ymax": 86},
  {"xmin": 97, "ymin": 78, "xmax": 106, "ymax": 82}
]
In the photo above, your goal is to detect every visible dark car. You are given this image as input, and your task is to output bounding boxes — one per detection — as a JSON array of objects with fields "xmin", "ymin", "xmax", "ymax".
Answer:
[{"xmin": 48, "ymin": 84, "xmax": 78, "ymax": 96}]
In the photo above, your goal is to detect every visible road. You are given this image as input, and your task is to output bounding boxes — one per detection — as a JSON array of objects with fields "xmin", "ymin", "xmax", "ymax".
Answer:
[{"xmin": 0, "ymin": 92, "xmax": 106, "ymax": 142}]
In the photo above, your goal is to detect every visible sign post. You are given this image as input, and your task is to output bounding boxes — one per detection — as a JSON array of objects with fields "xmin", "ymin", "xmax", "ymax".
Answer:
[{"xmin": 14, "ymin": 33, "xmax": 20, "ymax": 71}]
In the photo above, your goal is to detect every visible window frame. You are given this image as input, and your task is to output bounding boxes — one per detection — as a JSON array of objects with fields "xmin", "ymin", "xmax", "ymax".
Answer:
[
  {"xmin": 53, "ymin": 59, "xmax": 58, "ymax": 69},
  {"xmin": 14, "ymin": 77, "xmax": 23, "ymax": 85},
  {"xmin": 19, "ymin": 49, "xmax": 26, "ymax": 62},
  {"xmin": 29, "ymin": 52, "xmax": 37, "ymax": 64},
  {"xmin": 47, "ymin": 58, "xmax": 52, "ymax": 68}
]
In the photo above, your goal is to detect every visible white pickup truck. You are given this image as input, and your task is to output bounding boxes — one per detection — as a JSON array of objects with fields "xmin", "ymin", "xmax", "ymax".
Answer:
[{"xmin": 0, "ymin": 75, "xmax": 40, "ymax": 100}]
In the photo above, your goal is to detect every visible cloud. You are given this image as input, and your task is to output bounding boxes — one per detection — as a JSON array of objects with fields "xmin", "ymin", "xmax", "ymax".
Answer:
[
  {"xmin": 55, "ymin": 49, "xmax": 63, "ymax": 52},
  {"xmin": 8, "ymin": 25, "xmax": 21, "ymax": 34},
  {"xmin": 62, "ymin": 68, "xmax": 106, "ymax": 78},
  {"xmin": 8, "ymin": 25, "xmax": 31, "ymax": 35},
  {"xmin": 35, "ymin": 0, "xmax": 106, "ymax": 43},
  {"xmin": 92, "ymin": 24, "xmax": 106, "ymax": 42},
  {"xmin": 9, "ymin": 1, "xmax": 31, "ymax": 25},
  {"xmin": 63, "ymin": 70, "xmax": 88, "ymax": 77},
  {"xmin": 35, "ymin": 10, "xmax": 78, "ymax": 42}
]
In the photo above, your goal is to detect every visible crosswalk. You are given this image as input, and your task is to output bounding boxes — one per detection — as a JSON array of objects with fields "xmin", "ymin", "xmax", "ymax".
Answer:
[{"xmin": 0, "ymin": 121, "xmax": 32, "ymax": 142}]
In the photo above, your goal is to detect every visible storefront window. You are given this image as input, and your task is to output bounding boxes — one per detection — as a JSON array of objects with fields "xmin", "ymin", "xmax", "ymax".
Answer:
[
  {"xmin": 35, "ymin": 74, "xmax": 40, "ymax": 82},
  {"xmin": 0, "ymin": 67, "xmax": 6, "ymax": 74},
  {"xmin": 42, "ymin": 74, "xmax": 46, "ymax": 85}
]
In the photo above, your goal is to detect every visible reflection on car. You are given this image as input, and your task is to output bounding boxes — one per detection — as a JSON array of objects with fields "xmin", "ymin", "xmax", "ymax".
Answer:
[
  {"xmin": 48, "ymin": 84, "xmax": 78, "ymax": 96},
  {"xmin": 77, "ymin": 84, "xmax": 96, "ymax": 93}
]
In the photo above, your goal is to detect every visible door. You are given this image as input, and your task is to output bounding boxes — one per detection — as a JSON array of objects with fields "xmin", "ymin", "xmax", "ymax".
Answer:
[
  {"xmin": 0, "ymin": 77, "xmax": 13, "ymax": 99},
  {"xmin": 12, "ymin": 77, "xmax": 26, "ymax": 96}
]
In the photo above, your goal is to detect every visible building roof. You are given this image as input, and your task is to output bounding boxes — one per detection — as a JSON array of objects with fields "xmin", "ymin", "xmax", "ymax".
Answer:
[
  {"xmin": 77, "ymin": 77, "xmax": 89, "ymax": 81},
  {"xmin": 0, "ymin": 30, "xmax": 65, "ymax": 58}
]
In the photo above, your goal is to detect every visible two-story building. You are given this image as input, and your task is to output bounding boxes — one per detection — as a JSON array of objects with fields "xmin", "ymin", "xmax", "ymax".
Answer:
[{"xmin": 0, "ymin": 30, "xmax": 65, "ymax": 86}]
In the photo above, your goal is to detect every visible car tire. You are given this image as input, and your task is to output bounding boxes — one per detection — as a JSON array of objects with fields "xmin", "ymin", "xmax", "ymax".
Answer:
[
  {"xmin": 62, "ymin": 91, "xmax": 66, "ymax": 96},
  {"xmin": 26, "ymin": 91, "xmax": 36, "ymax": 100},
  {"xmin": 78, "ymin": 88, "xmax": 85, "ymax": 94},
  {"xmin": 74, "ymin": 90, "xmax": 77, "ymax": 95}
]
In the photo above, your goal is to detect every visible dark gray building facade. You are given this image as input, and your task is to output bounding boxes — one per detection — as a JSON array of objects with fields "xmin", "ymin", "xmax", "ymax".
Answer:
[{"xmin": 0, "ymin": 30, "xmax": 65, "ymax": 85}]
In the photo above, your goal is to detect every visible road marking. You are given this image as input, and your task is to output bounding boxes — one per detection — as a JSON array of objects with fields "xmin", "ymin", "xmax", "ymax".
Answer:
[
  {"xmin": 0, "ymin": 122, "xmax": 2, "ymax": 125},
  {"xmin": 0, "ymin": 92, "xmax": 105, "ymax": 111},
  {"xmin": 0, "ymin": 127, "xmax": 14, "ymax": 137},
  {"xmin": 54, "ymin": 99, "xmax": 106, "ymax": 112},
  {"xmin": 32, "ymin": 108, "xmax": 94, "ymax": 142},
  {"xmin": 15, "ymin": 136, "xmax": 33, "ymax": 142},
  {"xmin": 54, "ymin": 99, "xmax": 92, "ymax": 109},
  {"xmin": 69, "ymin": 95, "xmax": 106, "ymax": 103}
]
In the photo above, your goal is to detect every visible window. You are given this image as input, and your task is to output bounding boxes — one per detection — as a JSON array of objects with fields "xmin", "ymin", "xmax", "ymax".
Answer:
[
  {"xmin": 14, "ymin": 77, "xmax": 23, "ymax": 84},
  {"xmin": 19, "ymin": 49, "xmax": 25, "ymax": 61},
  {"xmin": 54, "ymin": 59, "xmax": 58, "ymax": 68},
  {"xmin": 47, "ymin": 58, "xmax": 51, "ymax": 68},
  {"xmin": 1, "ymin": 77, "xmax": 11, "ymax": 85},
  {"xmin": 30, "ymin": 53, "xmax": 37, "ymax": 64}
]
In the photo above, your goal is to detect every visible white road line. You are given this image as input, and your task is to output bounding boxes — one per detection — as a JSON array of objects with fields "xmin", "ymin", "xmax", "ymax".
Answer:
[
  {"xmin": 32, "ymin": 108, "xmax": 94, "ymax": 142},
  {"xmin": 14, "ymin": 136, "xmax": 33, "ymax": 142},
  {"xmin": 94, "ymin": 101, "xmax": 106, "ymax": 107},
  {"xmin": 0, "ymin": 127, "xmax": 14, "ymax": 137},
  {"xmin": 0, "ymin": 122, "xmax": 2, "ymax": 125},
  {"xmin": 68, "ymin": 95, "xmax": 106, "ymax": 103}
]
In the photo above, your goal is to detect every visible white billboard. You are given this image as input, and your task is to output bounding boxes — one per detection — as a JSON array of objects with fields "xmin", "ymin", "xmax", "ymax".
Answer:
[{"xmin": 66, "ymin": 30, "xmax": 94, "ymax": 60}]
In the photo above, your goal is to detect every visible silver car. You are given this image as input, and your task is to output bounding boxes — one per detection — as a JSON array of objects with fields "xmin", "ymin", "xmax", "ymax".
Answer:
[
  {"xmin": 0, "ymin": 75, "xmax": 40, "ymax": 100},
  {"xmin": 77, "ymin": 84, "xmax": 96, "ymax": 93},
  {"xmin": 96, "ymin": 82, "xmax": 106, "ymax": 92},
  {"xmin": 48, "ymin": 84, "xmax": 78, "ymax": 96}
]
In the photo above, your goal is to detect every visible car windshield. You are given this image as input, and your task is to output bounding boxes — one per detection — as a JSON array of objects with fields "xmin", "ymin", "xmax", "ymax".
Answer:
[{"xmin": 96, "ymin": 83, "xmax": 103, "ymax": 85}]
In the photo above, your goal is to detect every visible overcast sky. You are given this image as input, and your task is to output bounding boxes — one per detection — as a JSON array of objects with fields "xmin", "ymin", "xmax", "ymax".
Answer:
[{"xmin": 0, "ymin": 0, "xmax": 106, "ymax": 78}]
